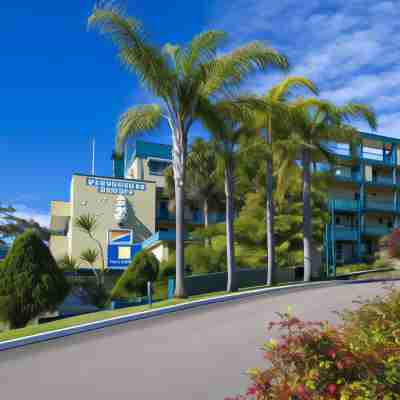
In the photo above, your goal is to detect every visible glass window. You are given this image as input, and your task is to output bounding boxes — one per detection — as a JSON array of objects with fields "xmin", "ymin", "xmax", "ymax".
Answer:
[{"xmin": 148, "ymin": 160, "xmax": 171, "ymax": 175}]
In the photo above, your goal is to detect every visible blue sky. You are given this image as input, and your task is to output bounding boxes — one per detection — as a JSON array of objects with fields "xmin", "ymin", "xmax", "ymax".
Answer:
[{"xmin": 0, "ymin": 0, "xmax": 399, "ymax": 226}]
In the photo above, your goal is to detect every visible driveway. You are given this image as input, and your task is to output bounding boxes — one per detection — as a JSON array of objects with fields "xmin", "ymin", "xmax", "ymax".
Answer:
[{"xmin": 0, "ymin": 281, "xmax": 396, "ymax": 400}]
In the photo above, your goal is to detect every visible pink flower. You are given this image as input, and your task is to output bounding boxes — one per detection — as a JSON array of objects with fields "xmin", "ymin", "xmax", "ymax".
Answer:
[{"xmin": 327, "ymin": 384, "xmax": 337, "ymax": 395}]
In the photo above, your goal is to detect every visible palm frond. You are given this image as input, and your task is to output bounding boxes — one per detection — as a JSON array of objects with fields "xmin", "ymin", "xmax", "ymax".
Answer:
[
  {"xmin": 88, "ymin": 3, "xmax": 174, "ymax": 97},
  {"xmin": 80, "ymin": 248, "xmax": 99, "ymax": 266},
  {"xmin": 201, "ymin": 42, "xmax": 289, "ymax": 96},
  {"xmin": 75, "ymin": 214, "xmax": 98, "ymax": 235},
  {"xmin": 183, "ymin": 30, "xmax": 228, "ymax": 74},
  {"xmin": 337, "ymin": 103, "xmax": 378, "ymax": 131},
  {"xmin": 116, "ymin": 104, "xmax": 162, "ymax": 154},
  {"xmin": 269, "ymin": 76, "xmax": 318, "ymax": 101}
]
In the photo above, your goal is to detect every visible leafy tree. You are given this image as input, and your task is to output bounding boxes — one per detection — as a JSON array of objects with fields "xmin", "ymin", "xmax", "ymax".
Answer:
[
  {"xmin": 74, "ymin": 214, "xmax": 106, "ymax": 284},
  {"xmin": 0, "ymin": 230, "xmax": 69, "ymax": 329},
  {"xmin": 111, "ymin": 251, "xmax": 159, "ymax": 300},
  {"xmin": 164, "ymin": 138, "xmax": 224, "ymax": 230},
  {"xmin": 0, "ymin": 203, "xmax": 50, "ymax": 245},
  {"xmin": 279, "ymin": 99, "xmax": 377, "ymax": 281},
  {"xmin": 88, "ymin": 2, "xmax": 288, "ymax": 297},
  {"xmin": 254, "ymin": 77, "xmax": 318, "ymax": 285}
]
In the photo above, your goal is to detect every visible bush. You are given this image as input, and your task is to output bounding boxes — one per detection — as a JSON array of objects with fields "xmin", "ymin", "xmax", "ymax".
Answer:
[
  {"xmin": 111, "ymin": 251, "xmax": 159, "ymax": 300},
  {"xmin": 0, "ymin": 230, "xmax": 69, "ymax": 329},
  {"xmin": 229, "ymin": 287, "xmax": 400, "ymax": 399},
  {"xmin": 185, "ymin": 244, "xmax": 226, "ymax": 274}
]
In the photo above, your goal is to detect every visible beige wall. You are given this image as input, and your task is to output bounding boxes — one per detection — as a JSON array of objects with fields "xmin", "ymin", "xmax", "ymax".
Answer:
[
  {"xmin": 49, "ymin": 236, "xmax": 69, "ymax": 261},
  {"xmin": 126, "ymin": 157, "xmax": 170, "ymax": 189},
  {"xmin": 50, "ymin": 174, "xmax": 157, "ymax": 269}
]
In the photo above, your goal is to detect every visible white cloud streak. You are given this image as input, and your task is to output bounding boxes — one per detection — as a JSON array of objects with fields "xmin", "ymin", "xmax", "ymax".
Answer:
[{"xmin": 208, "ymin": 0, "xmax": 400, "ymax": 137}]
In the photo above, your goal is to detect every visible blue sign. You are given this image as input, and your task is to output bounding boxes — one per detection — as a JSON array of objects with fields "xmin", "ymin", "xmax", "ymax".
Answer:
[
  {"xmin": 107, "ymin": 243, "xmax": 142, "ymax": 269},
  {"xmin": 87, "ymin": 177, "xmax": 146, "ymax": 195}
]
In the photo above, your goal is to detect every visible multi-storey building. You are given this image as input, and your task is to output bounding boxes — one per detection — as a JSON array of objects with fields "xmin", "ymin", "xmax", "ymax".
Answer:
[
  {"xmin": 49, "ymin": 140, "xmax": 222, "ymax": 269},
  {"xmin": 49, "ymin": 133, "xmax": 400, "ymax": 275},
  {"xmin": 324, "ymin": 131, "xmax": 400, "ymax": 276}
]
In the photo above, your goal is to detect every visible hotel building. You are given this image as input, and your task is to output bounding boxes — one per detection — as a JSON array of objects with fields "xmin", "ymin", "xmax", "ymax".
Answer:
[{"xmin": 49, "ymin": 132, "xmax": 400, "ymax": 276}]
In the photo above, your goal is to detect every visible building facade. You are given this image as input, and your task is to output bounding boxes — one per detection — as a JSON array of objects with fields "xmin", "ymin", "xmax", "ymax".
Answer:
[
  {"xmin": 50, "ymin": 132, "xmax": 400, "ymax": 275},
  {"xmin": 49, "ymin": 141, "xmax": 221, "ymax": 269},
  {"xmin": 325, "ymin": 131, "xmax": 400, "ymax": 276}
]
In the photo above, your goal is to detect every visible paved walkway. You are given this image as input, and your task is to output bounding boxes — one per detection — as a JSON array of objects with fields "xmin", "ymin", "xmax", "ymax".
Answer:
[{"xmin": 0, "ymin": 281, "xmax": 396, "ymax": 400}]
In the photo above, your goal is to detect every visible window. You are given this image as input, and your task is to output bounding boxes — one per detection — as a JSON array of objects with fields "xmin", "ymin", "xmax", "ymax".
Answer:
[
  {"xmin": 379, "ymin": 218, "xmax": 383, "ymax": 224},
  {"xmin": 148, "ymin": 160, "xmax": 171, "ymax": 175},
  {"xmin": 354, "ymin": 192, "xmax": 360, "ymax": 200},
  {"xmin": 335, "ymin": 217, "xmax": 341, "ymax": 225}
]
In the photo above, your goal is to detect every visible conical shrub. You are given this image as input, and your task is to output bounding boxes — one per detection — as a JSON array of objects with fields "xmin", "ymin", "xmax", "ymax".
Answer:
[{"xmin": 0, "ymin": 230, "xmax": 69, "ymax": 328}]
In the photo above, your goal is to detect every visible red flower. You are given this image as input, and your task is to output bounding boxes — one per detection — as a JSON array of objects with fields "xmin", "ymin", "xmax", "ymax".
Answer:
[
  {"xmin": 328, "ymin": 350, "xmax": 337, "ymax": 359},
  {"xmin": 297, "ymin": 384, "xmax": 307, "ymax": 396},
  {"xmin": 246, "ymin": 386, "xmax": 257, "ymax": 396},
  {"xmin": 327, "ymin": 384, "xmax": 337, "ymax": 395},
  {"xmin": 336, "ymin": 361, "xmax": 344, "ymax": 370}
]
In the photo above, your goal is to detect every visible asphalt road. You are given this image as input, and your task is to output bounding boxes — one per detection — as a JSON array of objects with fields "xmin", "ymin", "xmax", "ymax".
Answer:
[{"xmin": 0, "ymin": 281, "xmax": 397, "ymax": 400}]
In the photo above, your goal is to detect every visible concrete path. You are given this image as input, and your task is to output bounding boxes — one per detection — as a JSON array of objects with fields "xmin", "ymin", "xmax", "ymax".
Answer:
[{"xmin": 0, "ymin": 281, "xmax": 396, "ymax": 400}]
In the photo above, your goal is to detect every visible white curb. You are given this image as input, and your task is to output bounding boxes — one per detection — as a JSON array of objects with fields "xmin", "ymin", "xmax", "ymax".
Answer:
[{"xmin": 0, "ymin": 280, "xmax": 337, "ymax": 352}]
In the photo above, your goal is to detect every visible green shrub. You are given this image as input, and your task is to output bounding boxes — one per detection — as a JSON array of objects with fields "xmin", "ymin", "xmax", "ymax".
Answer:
[
  {"xmin": 185, "ymin": 244, "xmax": 226, "ymax": 274},
  {"xmin": 230, "ymin": 287, "xmax": 400, "ymax": 399},
  {"xmin": 0, "ymin": 230, "xmax": 69, "ymax": 329},
  {"xmin": 111, "ymin": 251, "xmax": 159, "ymax": 300}
]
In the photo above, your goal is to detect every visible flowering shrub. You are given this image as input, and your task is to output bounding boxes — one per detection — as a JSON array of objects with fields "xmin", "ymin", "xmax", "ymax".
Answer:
[
  {"xmin": 386, "ymin": 229, "xmax": 400, "ymax": 259},
  {"xmin": 227, "ymin": 286, "xmax": 400, "ymax": 400}
]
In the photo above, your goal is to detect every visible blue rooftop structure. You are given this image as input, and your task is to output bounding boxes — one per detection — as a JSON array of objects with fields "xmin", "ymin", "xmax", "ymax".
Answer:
[{"xmin": 133, "ymin": 140, "xmax": 172, "ymax": 161}]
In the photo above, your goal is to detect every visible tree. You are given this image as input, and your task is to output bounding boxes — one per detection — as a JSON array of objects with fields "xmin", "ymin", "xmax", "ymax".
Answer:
[
  {"xmin": 0, "ymin": 203, "xmax": 50, "ymax": 245},
  {"xmin": 88, "ymin": 2, "xmax": 289, "ymax": 297},
  {"xmin": 57, "ymin": 254, "xmax": 79, "ymax": 273},
  {"xmin": 256, "ymin": 77, "xmax": 318, "ymax": 285},
  {"xmin": 0, "ymin": 230, "xmax": 69, "ymax": 329},
  {"xmin": 164, "ymin": 138, "xmax": 223, "ymax": 232},
  {"xmin": 74, "ymin": 214, "xmax": 106, "ymax": 285},
  {"xmin": 281, "ymin": 99, "xmax": 377, "ymax": 281},
  {"xmin": 111, "ymin": 251, "xmax": 159, "ymax": 300},
  {"xmin": 199, "ymin": 97, "xmax": 270, "ymax": 291},
  {"xmin": 80, "ymin": 248, "xmax": 101, "ymax": 282}
]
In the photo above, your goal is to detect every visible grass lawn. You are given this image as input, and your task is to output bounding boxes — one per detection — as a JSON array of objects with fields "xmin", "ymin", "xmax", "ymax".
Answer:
[{"xmin": 0, "ymin": 280, "xmax": 305, "ymax": 343}]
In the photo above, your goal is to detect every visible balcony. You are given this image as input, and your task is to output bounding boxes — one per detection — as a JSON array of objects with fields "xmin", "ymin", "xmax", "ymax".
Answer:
[
  {"xmin": 361, "ymin": 149, "xmax": 395, "ymax": 165},
  {"xmin": 364, "ymin": 200, "xmax": 396, "ymax": 213},
  {"xmin": 334, "ymin": 170, "xmax": 361, "ymax": 183},
  {"xmin": 330, "ymin": 199, "xmax": 359, "ymax": 212},
  {"xmin": 334, "ymin": 226, "xmax": 358, "ymax": 241},
  {"xmin": 363, "ymin": 225, "xmax": 392, "ymax": 236},
  {"xmin": 366, "ymin": 176, "xmax": 395, "ymax": 187}
]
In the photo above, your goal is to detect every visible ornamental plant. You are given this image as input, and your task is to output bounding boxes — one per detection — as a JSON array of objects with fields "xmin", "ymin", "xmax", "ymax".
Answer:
[
  {"xmin": 111, "ymin": 251, "xmax": 159, "ymax": 300},
  {"xmin": 0, "ymin": 230, "xmax": 69, "ymax": 329},
  {"xmin": 227, "ymin": 286, "xmax": 400, "ymax": 399}
]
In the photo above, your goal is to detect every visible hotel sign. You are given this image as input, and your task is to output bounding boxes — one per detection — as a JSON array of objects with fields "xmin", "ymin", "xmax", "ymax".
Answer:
[{"xmin": 86, "ymin": 177, "xmax": 146, "ymax": 195}]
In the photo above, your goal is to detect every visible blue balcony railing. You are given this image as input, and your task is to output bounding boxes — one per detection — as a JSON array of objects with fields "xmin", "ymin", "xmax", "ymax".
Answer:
[
  {"xmin": 334, "ymin": 226, "xmax": 358, "ymax": 241},
  {"xmin": 330, "ymin": 199, "xmax": 359, "ymax": 211},
  {"xmin": 363, "ymin": 226, "xmax": 391, "ymax": 236},
  {"xmin": 364, "ymin": 200, "xmax": 395, "ymax": 212},
  {"xmin": 369, "ymin": 176, "xmax": 394, "ymax": 186},
  {"xmin": 157, "ymin": 209, "xmax": 225, "ymax": 224},
  {"xmin": 361, "ymin": 151, "xmax": 394, "ymax": 165}
]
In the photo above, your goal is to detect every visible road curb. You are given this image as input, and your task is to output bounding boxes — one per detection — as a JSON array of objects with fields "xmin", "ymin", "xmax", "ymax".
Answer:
[{"xmin": 0, "ymin": 280, "xmax": 337, "ymax": 352}]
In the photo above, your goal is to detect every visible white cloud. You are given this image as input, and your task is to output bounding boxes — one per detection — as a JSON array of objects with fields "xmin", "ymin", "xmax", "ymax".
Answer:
[
  {"xmin": 12, "ymin": 204, "xmax": 50, "ymax": 228},
  {"xmin": 208, "ymin": 0, "xmax": 400, "ymax": 136}
]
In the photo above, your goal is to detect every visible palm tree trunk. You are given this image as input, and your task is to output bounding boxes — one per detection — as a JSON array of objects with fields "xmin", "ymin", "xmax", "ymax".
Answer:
[
  {"xmin": 203, "ymin": 198, "xmax": 209, "ymax": 229},
  {"xmin": 302, "ymin": 148, "xmax": 312, "ymax": 282},
  {"xmin": 172, "ymin": 127, "xmax": 187, "ymax": 298},
  {"xmin": 225, "ymin": 163, "xmax": 238, "ymax": 292},
  {"xmin": 266, "ymin": 123, "xmax": 275, "ymax": 285},
  {"xmin": 203, "ymin": 198, "xmax": 211, "ymax": 247}
]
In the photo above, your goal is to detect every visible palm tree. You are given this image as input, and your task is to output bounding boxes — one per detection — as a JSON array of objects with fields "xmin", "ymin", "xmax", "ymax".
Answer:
[
  {"xmin": 199, "ymin": 97, "xmax": 268, "ymax": 291},
  {"xmin": 164, "ymin": 138, "xmax": 222, "ymax": 232},
  {"xmin": 88, "ymin": 3, "xmax": 289, "ymax": 297},
  {"xmin": 80, "ymin": 248, "xmax": 101, "ymax": 285},
  {"xmin": 283, "ymin": 99, "xmax": 377, "ymax": 281},
  {"xmin": 74, "ymin": 214, "xmax": 106, "ymax": 284},
  {"xmin": 257, "ymin": 77, "xmax": 318, "ymax": 285}
]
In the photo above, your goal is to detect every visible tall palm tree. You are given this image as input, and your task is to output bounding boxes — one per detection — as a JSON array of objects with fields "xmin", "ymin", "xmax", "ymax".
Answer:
[
  {"xmin": 256, "ymin": 77, "xmax": 318, "ymax": 285},
  {"xmin": 199, "ymin": 97, "xmax": 268, "ymax": 291},
  {"xmin": 164, "ymin": 138, "xmax": 222, "ymax": 232},
  {"xmin": 282, "ymin": 99, "xmax": 377, "ymax": 281},
  {"xmin": 88, "ymin": 3, "xmax": 289, "ymax": 297}
]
